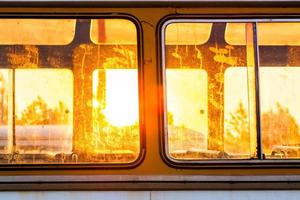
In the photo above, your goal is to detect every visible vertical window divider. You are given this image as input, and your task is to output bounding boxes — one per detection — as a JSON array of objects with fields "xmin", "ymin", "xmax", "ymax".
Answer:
[
  {"xmin": 11, "ymin": 67, "xmax": 16, "ymax": 162},
  {"xmin": 8, "ymin": 66, "xmax": 16, "ymax": 163},
  {"xmin": 253, "ymin": 22, "xmax": 263, "ymax": 160}
]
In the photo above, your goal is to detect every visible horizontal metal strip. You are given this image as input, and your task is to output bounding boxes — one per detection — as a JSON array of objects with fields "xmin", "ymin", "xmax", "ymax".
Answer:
[
  {"xmin": 1, "ymin": 175, "xmax": 300, "ymax": 183},
  {"xmin": 1, "ymin": 182, "xmax": 300, "ymax": 191}
]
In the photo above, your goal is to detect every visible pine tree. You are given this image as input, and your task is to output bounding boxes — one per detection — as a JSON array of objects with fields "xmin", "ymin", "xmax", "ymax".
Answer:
[{"xmin": 225, "ymin": 102, "xmax": 250, "ymax": 155}]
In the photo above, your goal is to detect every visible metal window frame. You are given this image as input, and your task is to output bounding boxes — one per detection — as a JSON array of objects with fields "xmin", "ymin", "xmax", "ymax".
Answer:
[
  {"xmin": 158, "ymin": 15, "xmax": 300, "ymax": 168},
  {"xmin": 0, "ymin": 13, "xmax": 146, "ymax": 170}
]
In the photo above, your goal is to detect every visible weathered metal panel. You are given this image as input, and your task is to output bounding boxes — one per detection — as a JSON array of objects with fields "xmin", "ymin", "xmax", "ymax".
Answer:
[
  {"xmin": 0, "ymin": 191, "xmax": 150, "ymax": 200},
  {"xmin": 152, "ymin": 191, "xmax": 300, "ymax": 200},
  {"xmin": 2, "ymin": 191, "xmax": 300, "ymax": 200}
]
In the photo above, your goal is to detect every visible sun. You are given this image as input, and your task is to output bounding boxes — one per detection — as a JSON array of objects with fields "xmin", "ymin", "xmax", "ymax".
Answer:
[{"xmin": 93, "ymin": 69, "xmax": 139, "ymax": 127}]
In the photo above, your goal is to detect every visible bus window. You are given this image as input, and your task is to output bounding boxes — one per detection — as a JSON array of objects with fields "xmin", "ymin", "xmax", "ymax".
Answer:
[
  {"xmin": 258, "ymin": 22, "xmax": 300, "ymax": 159},
  {"xmin": 0, "ymin": 18, "xmax": 140, "ymax": 165},
  {"xmin": 164, "ymin": 22, "xmax": 256, "ymax": 160}
]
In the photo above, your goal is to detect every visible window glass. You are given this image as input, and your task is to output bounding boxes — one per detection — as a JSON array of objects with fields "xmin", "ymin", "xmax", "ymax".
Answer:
[
  {"xmin": 164, "ymin": 22, "xmax": 256, "ymax": 160},
  {"xmin": 226, "ymin": 22, "xmax": 300, "ymax": 45},
  {"xmin": 0, "ymin": 18, "xmax": 140, "ymax": 165},
  {"xmin": 0, "ymin": 19, "xmax": 75, "ymax": 45},
  {"xmin": 258, "ymin": 22, "xmax": 300, "ymax": 159},
  {"xmin": 90, "ymin": 19, "xmax": 137, "ymax": 44},
  {"xmin": 225, "ymin": 23, "xmax": 246, "ymax": 46},
  {"xmin": 165, "ymin": 23, "xmax": 212, "ymax": 45}
]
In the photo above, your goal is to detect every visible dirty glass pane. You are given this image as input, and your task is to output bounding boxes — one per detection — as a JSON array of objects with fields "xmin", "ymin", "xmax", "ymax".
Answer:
[
  {"xmin": 92, "ymin": 69, "xmax": 139, "ymax": 163},
  {"xmin": 0, "ymin": 18, "xmax": 139, "ymax": 165},
  {"xmin": 74, "ymin": 19, "xmax": 139, "ymax": 163},
  {"xmin": 164, "ymin": 22, "xmax": 256, "ymax": 160},
  {"xmin": 258, "ymin": 22, "xmax": 300, "ymax": 159}
]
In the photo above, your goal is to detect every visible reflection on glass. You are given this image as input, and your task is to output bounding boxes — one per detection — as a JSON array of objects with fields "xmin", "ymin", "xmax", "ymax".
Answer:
[
  {"xmin": 92, "ymin": 69, "xmax": 139, "ymax": 163},
  {"xmin": 165, "ymin": 22, "xmax": 254, "ymax": 160}
]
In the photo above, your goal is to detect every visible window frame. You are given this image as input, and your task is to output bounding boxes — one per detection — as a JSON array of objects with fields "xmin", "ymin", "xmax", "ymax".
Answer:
[
  {"xmin": 0, "ymin": 14, "xmax": 145, "ymax": 170},
  {"xmin": 158, "ymin": 16, "xmax": 300, "ymax": 168}
]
